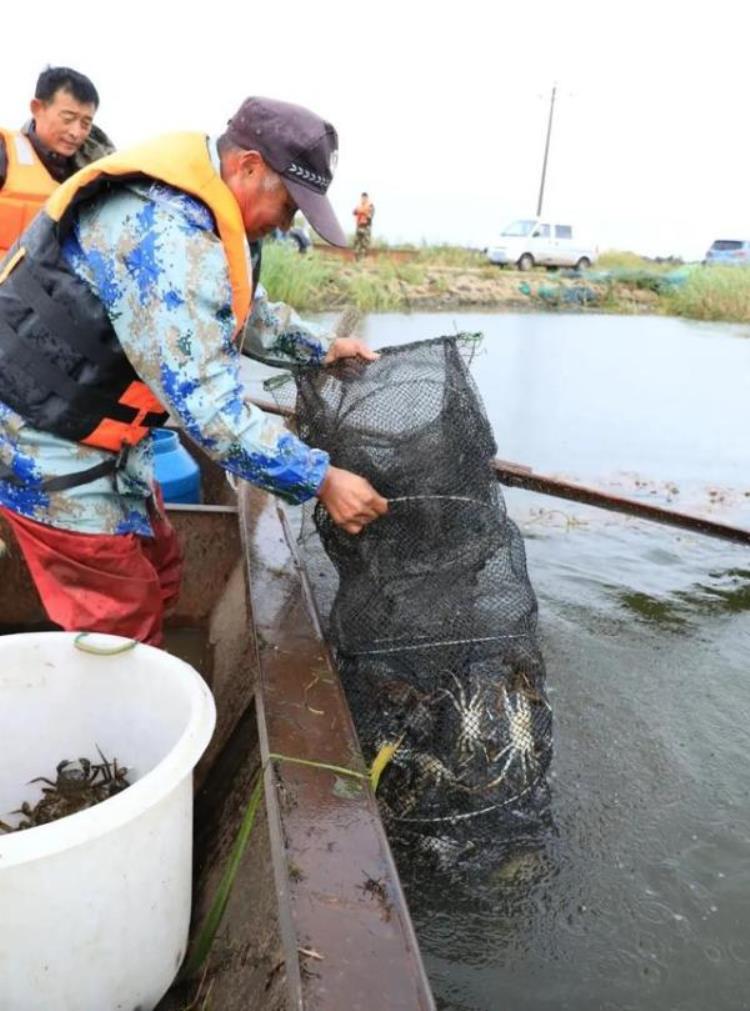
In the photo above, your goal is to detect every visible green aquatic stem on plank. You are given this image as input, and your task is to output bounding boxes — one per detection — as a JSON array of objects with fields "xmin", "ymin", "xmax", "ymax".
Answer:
[{"xmin": 178, "ymin": 751, "xmax": 382, "ymax": 982}]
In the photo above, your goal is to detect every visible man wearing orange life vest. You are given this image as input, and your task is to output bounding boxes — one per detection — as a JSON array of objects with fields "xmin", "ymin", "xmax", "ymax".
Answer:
[
  {"xmin": 0, "ymin": 96, "xmax": 387, "ymax": 645},
  {"xmin": 0, "ymin": 66, "xmax": 113, "ymax": 259},
  {"xmin": 353, "ymin": 191, "xmax": 375, "ymax": 260}
]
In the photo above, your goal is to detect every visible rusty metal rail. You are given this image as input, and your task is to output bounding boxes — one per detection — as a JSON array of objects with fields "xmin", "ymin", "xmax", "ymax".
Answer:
[
  {"xmin": 251, "ymin": 396, "xmax": 750, "ymax": 548},
  {"xmin": 239, "ymin": 484, "xmax": 435, "ymax": 1011},
  {"xmin": 492, "ymin": 461, "xmax": 750, "ymax": 547}
]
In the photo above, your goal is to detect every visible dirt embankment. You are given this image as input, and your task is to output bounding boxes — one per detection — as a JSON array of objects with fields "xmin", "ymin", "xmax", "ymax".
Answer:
[{"xmin": 354, "ymin": 262, "xmax": 662, "ymax": 313}]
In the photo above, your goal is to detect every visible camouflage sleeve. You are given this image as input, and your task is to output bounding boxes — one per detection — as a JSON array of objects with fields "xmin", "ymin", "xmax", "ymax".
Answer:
[
  {"xmin": 62, "ymin": 182, "xmax": 329, "ymax": 504},
  {"xmin": 241, "ymin": 280, "xmax": 331, "ymax": 368}
]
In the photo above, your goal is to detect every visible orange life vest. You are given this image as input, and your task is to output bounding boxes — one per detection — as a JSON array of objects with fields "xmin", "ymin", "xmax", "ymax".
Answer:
[
  {"xmin": 0, "ymin": 133, "xmax": 253, "ymax": 457},
  {"xmin": 354, "ymin": 199, "xmax": 374, "ymax": 227},
  {"xmin": 0, "ymin": 128, "xmax": 58, "ymax": 259},
  {"xmin": 45, "ymin": 132, "xmax": 252, "ymax": 341}
]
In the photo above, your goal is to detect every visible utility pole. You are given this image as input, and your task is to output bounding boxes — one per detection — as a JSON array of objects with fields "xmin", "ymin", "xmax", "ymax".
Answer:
[{"xmin": 536, "ymin": 83, "xmax": 557, "ymax": 217}]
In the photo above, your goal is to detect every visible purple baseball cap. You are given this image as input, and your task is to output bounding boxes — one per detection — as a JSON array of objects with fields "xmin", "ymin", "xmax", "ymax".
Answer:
[{"xmin": 225, "ymin": 96, "xmax": 346, "ymax": 247}]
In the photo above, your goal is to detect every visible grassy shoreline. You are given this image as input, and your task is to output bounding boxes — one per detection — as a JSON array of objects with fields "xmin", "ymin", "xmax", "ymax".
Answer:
[{"xmin": 260, "ymin": 242, "xmax": 750, "ymax": 323}]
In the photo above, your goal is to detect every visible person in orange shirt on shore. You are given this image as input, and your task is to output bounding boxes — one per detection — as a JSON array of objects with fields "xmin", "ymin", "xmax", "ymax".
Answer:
[{"xmin": 352, "ymin": 191, "xmax": 375, "ymax": 260}]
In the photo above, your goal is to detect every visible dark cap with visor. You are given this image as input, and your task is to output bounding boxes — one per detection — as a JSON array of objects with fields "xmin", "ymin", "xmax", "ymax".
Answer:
[{"xmin": 225, "ymin": 96, "xmax": 346, "ymax": 247}]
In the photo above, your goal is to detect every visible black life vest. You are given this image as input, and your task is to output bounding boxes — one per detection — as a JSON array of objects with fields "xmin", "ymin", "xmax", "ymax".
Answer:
[{"xmin": 0, "ymin": 133, "xmax": 259, "ymax": 491}]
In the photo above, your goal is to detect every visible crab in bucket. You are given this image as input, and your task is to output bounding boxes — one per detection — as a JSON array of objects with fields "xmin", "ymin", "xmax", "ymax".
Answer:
[{"xmin": 0, "ymin": 747, "xmax": 131, "ymax": 832}]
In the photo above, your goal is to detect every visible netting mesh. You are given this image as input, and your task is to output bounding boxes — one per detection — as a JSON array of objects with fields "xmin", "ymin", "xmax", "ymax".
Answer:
[{"xmin": 293, "ymin": 336, "xmax": 553, "ymax": 869}]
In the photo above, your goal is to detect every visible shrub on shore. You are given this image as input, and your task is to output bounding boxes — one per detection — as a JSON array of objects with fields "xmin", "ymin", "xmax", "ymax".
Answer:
[
  {"xmin": 662, "ymin": 265, "xmax": 750, "ymax": 322},
  {"xmin": 261, "ymin": 241, "xmax": 426, "ymax": 312},
  {"xmin": 260, "ymin": 241, "xmax": 750, "ymax": 323},
  {"xmin": 260, "ymin": 241, "xmax": 337, "ymax": 311},
  {"xmin": 597, "ymin": 250, "xmax": 684, "ymax": 272}
]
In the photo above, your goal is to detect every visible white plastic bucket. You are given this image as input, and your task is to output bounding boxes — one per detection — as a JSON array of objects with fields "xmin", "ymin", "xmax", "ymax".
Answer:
[{"xmin": 0, "ymin": 632, "xmax": 216, "ymax": 1011}]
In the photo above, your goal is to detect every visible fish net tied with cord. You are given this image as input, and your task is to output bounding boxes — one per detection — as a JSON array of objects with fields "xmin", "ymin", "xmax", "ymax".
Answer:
[{"xmin": 292, "ymin": 335, "xmax": 553, "ymax": 869}]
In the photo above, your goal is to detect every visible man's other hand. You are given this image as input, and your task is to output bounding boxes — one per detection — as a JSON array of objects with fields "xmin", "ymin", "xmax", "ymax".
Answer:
[
  {"xmin": 317, "ymin": 466, "xmax": 388, "ymax": 534},
  {"xmin": 324, "ymin": 337, "xmax": 379, "ymax": 364}
]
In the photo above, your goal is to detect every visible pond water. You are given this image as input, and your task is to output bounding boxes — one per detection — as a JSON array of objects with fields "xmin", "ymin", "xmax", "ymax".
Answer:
[{"xmin": 246, "ymin": 310, "xmax": 750, "ymax": 1011}]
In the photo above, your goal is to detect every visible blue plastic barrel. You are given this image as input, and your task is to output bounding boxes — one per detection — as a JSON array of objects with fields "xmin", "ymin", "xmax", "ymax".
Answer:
[{"xmin": 152, "ymin": 429, "xmax": 201, "ymax": 504}]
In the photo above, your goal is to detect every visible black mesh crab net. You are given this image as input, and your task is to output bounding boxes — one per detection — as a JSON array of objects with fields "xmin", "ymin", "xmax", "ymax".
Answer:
[{"xmin": 293, "ymin": 335, "xmax": 553, "ymax": 870}]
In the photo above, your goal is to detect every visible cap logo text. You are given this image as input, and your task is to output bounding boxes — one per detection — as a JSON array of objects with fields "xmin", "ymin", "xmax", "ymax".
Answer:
[{"xmin": 287, "ymin": 162, "xmax": 330, "ymax": 192}]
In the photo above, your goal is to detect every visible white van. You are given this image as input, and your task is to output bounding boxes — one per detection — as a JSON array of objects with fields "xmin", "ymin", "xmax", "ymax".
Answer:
[{"xmin": 486, "ymin": 219, "xmax": 597, "ymax": 271}]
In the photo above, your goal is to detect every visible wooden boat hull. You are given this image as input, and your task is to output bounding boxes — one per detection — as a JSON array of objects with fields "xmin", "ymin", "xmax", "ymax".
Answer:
[{"xmin": 0, "ymin": 446, "xmax": 434, "ymax": 1010}]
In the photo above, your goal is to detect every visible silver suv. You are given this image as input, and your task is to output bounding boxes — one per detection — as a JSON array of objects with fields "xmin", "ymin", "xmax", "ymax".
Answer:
[{"xmin": 704, "ymin": 239, "xmax": 750, "ymax": 266}]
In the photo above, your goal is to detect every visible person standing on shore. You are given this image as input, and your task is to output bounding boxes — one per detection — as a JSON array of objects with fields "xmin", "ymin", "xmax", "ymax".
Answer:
[{"xmin": 353, "ymin": 191, "xmax": 374, "ymax": 260}]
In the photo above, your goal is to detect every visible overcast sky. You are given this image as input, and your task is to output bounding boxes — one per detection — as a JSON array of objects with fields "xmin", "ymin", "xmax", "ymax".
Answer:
[{"xmin": 3, "ymin": 0, "xmax": 747, "ymax": 258}]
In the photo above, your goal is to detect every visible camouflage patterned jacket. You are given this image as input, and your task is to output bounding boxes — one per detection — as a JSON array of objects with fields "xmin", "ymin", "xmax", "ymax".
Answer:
[{"xmin": 0, "ymin": 139, "xmax": 330, "ymax": 536}]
